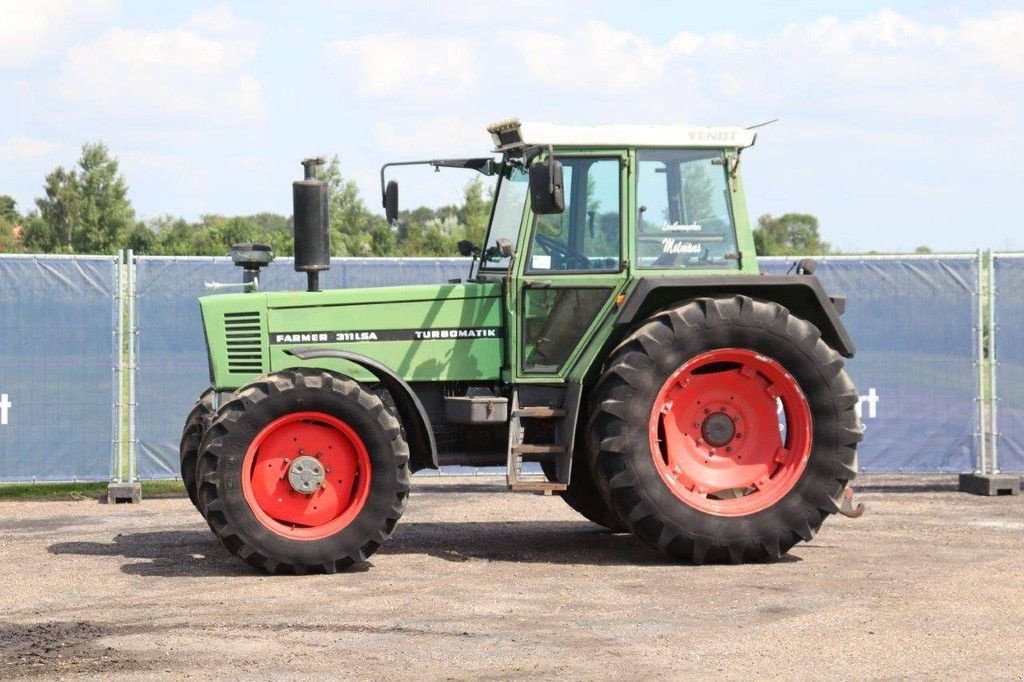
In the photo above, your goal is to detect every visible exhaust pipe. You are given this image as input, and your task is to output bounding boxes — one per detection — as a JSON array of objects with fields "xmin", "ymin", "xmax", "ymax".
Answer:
[{"xmin": 292, "ymin": 157, "xmax": 330, "ymax": 292}]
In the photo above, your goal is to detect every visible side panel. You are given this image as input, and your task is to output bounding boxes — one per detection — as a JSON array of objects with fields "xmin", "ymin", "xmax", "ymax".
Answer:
[
  {"xmin": 201, "ymin": 283, "xmax": 505, "ymax": 389},
  {"xmin": 268, "ymin": 294, "xmax": 504, "ymax": 382}
]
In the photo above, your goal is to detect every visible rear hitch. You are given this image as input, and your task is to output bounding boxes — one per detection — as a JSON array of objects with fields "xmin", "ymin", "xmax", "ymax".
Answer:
[{"xmin": 839, "ymin": 486, "xmax": 865, "ymax": 518}]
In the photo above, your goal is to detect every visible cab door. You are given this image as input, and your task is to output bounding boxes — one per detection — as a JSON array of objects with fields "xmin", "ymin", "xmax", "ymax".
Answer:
[{"xmin": 512, "ymin": 151, "xmax": 631, "ymax": 381}]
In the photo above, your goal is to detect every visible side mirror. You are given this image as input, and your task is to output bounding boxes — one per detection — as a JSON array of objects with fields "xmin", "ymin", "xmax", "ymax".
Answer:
[
  {"xmin": 528, "ymin": 157, "xmax": 564, "ymax": 215},
  {"xmin": 384, "ymin": 180, "xmax": 399, "ymax": 225},
  {"xmin": 457, "ymin": 240, "xmax": 479, "ymax": 257},
  {"xmin": 496, "ymin": 237, "xmax": 515, "ymax": 259}
]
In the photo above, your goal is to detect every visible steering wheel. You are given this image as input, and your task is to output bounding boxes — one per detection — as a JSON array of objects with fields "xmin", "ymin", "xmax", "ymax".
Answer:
[{"xmin": 534, "ymin": 232, "xmax": 590, "ymax": 270}]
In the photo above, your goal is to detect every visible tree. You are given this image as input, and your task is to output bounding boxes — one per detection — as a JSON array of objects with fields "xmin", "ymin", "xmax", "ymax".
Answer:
[
  {"xmin": 914, "ymin": 245, "xmax": 932, "ymax": 254},
  {"xmin": 318, "ymin": 156, "xmax": 388, "ymax": 257},
  {"xmin": 753, "ymin": 213, "xmax": 831, "ymax": 256},
  {"xmin": 0, "ymin": 195, "xmax": 18, "ymax": 223},
  {"xmin": 0, "ymin": 195, "xmax": 23, "ymax": 253},
  {"xmin": 457, "ymin": 177, "xmax": 490, "ymax": 247},
  {"xmin": 22, "ymin": 143, "xmax": 135, "ymax": 254}
]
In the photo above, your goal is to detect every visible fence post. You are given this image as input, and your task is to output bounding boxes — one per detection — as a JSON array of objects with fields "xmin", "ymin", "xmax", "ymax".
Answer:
[
  {"xmin": 128, "ymin": 249, "xmax": 138, "ymax": 483},
  {"xmin": 976, "ymin": 248, "xmax": 987, "ymax": 475},
  {"xmin": 988, "ymin": 250, "xmax": 1000, "ymax": 474},
  {"xmin": 106, "ymin": 250, "xmax": 140, "ymax": 503},
  {"xmin": 959, "ymin": 249, "xmax": 1018, "ymax": 495},
  {"xmin": 111, "ymin": 251, "xmax": 123, "ymax": 483}
]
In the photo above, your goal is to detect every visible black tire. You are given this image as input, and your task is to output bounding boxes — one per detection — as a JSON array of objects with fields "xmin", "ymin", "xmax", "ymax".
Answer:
[
  {"xmin": 588, "ymin": 295, "xmax": 861, "ymax": 564},
  {"xmin": 179, "ymin": 388, "xmax": 215, "ymax": 514},
  {"xmin": 197, "ymin": 369, "xmax": 410, "ymax": 574},
  {"xmin": 541, "ymin": 454, "xmax": 628, "ymax": 532}
]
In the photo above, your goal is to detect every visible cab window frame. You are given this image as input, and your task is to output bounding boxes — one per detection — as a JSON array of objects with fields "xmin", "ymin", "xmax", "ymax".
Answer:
[
  {"xmin": 523, "ymin": 154, "xmax": 625, "ymax": 276},
  {"xmin": 635, "ymin": 148, "xmax": 741, "ymax": 271}
]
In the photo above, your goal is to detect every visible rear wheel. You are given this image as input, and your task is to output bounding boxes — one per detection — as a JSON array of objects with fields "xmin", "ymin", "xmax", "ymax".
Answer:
[
  {"xmin": 179, "ymin": 389, "xmax": 215, "ymax": 514},
  {"xmin": 197, "ymin": 369, "xmax": 410, "ymax": 574},
  {"xmin": 588, "ymin": 295, "xmax": 861, "ymax": 563}
]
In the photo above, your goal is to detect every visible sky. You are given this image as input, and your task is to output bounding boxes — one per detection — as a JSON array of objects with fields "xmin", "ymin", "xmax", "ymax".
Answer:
[{"xmin": 1, "ymin": 1, "xmax": 1022, "ymax": 252}]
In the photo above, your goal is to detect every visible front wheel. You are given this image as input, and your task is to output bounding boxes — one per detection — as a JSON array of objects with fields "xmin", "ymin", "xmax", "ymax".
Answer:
[
  {"xmin": 197, "ymin": 369, "xmax": 410, "ymax": 574},
  {"xmin": 179, "ymin": 388, "xmax": 215, "ymax": 514},
  {"xmin": 588, "ymin": 295, "xmax": 861, "ymax": 563}
]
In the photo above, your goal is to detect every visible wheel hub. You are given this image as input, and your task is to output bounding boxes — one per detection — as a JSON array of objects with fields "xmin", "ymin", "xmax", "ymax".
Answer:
[
  {"xmin": 241, "ymin": 411, "xmax": 372, "ymax": 540},
  {"xmin": 701, "ymin": 412, "xmax": 736, "ymax": 447},
  {"xmin": 287, "ymin": 455, "xmax": 325, "ymax": 494},
  {"xmin": 648, "ymin": 348, "xmax": 813, "ymax": 517}
]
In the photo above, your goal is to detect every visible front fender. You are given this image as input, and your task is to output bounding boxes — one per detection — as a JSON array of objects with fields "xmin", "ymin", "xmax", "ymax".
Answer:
[{"xmin": 285, "ymin": 347, "xmax": 439, "ymax": 472}]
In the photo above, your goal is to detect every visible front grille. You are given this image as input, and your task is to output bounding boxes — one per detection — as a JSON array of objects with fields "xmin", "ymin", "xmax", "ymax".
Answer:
[{"xmin": 224, "ymin": 311, "xmax": 264, "ymax": 374}]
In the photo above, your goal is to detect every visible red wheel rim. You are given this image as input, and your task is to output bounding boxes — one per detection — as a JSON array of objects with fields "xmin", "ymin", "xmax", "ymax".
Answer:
[
  {"xmin": 241, "ymin": 412, "xmax": 372, "ymax": 540},
  {"xmin": 648, "ymin": 348, "xmax": 812, "ymax": 517}
]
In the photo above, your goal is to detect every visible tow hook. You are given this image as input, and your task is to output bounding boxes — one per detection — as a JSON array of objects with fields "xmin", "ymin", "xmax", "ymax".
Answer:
[{"xmin": 839, "ymin": 487, "xmax": 865, "ymax": 518}]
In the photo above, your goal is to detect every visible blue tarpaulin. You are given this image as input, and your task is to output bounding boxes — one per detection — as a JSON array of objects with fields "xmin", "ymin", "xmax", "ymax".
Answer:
[
  {"xmin": 760, "ymin": 256, "xmax": 979, "ymax": 472},
  {"xmin": 992, "ymin": 255, "xmax": 1024, "ymax": 471},
  {"xmin": 0, "ymin": 255, "xmax": 117, "ymax": 481}
]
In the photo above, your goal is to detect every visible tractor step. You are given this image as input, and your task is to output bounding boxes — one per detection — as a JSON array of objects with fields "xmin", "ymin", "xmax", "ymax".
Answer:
[
  {"xmin": 511, "ymin": 444, "xmax": 566, "ymax": 455},
  {"xmin": 506, "ymin": 385, "xmax": 582, "ymax": 492},
  {"xmin": 513, "ymin": 407, "xmax": 567, "ymax": 418},
  {"xmin": 509, "ymin": 480, "xmax": 568, "ymax": 494}
]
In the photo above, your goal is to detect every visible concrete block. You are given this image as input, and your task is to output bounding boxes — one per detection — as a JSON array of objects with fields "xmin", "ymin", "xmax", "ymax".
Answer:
[
  {"xmin": 106, "ymin": 481, "xmax": 142, "ymax": 504},
  {"xmin": 958, "ymin": 473, "xmax": 1020, "ymax": 496}
]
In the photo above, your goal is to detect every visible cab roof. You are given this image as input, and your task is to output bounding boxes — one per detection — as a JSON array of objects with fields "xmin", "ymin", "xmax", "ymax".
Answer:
[{"xmin": 487, "ymin": 118, "xmax": 757, "ymax": 153}]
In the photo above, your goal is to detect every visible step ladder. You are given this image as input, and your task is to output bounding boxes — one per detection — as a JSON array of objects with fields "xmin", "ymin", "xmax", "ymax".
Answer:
[{"xmin": 506, "ymin": 385, "xmax": 582, "ymax": 493}]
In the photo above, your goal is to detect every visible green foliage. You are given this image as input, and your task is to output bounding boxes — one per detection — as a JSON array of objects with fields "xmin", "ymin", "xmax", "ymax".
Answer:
[
  {"xmin": 22, "ymin": 143, "xmax": 135, "ymax": 254},
  {"xmin": 753, "ymin": 213, "xmax": 831, "ymax": 256},
  {"xmin": 0, "ymin": 195, "xmax": 18, "ymax": 223}
]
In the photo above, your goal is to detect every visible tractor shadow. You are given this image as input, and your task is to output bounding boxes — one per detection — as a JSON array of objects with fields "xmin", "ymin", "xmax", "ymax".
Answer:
[
  {"xmin": 383, "ymin": 520, "xmax": 799, "ymax": 566},
  {"xmin": 383, "ymin": 520, "xmax": 675, "ymax": 566},
  {"xmin": 48, "ymin": 520, "xmax": 798, "ymax": 575},
  {"xmin": 48, "ymin": 529, "xmax": 256, "ymax": 578}
]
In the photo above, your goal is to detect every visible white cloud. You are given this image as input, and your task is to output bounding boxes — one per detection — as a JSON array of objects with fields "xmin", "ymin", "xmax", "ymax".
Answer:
[
  {"xmin": 958, "ymin": 11, "xmax": 1024, "ymax": 79},
  {"xmin": 372, "ymin": 116, "xmax": 483, "ymax": 155},
  {"xmin": 500, "ymin": 21, "xmax": 673, "ymax": 93},
  {"xmin": 325, "ymin": 32, "xmax": 478, "ymax": 99},
  {"xmin": 0, "ymin": 0, "xmax": 116, "ymax": 68},
  {"xmin": 54, "ymin": 7, "xmax": 266, "ymax": 124},
  {"xmin": 489, "ymin": 11, "xmax": 1022, "ymax": 128},
  {"xmin": 0, "ymin": 136, "xmax": 61, "ymax": 160}
]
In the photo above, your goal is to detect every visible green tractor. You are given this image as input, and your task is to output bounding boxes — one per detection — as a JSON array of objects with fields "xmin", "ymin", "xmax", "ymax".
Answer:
[{"xmin": 181, "ymin": 118, "xmax": 862, "ymax": 574}]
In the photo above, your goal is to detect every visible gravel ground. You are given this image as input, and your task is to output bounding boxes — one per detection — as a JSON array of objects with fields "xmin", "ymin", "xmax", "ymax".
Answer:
[{"xmin": 0, "ymin": 475, "xmax": 1023, "ymax": 680}]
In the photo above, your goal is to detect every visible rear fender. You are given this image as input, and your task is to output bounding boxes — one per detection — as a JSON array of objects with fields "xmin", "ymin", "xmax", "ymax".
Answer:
[
  {"xmin": 615, "ymin": 275, "xmax": 856, "ymax": 357},
  {"xmin": 285, "ymin": 347, "xmax": 438, "ymax": 472}
]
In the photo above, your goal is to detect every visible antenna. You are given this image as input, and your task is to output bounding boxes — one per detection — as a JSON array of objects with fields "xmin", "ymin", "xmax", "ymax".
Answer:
[{"xmin": 746, "ymin": 118, "xmax": 779, "ymax": 130}]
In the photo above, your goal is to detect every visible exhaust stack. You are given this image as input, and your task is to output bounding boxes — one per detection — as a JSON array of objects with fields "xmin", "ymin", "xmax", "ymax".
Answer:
[{"xmin": 292, "ymin": 157, "xmax": 330, "ymax": 292}]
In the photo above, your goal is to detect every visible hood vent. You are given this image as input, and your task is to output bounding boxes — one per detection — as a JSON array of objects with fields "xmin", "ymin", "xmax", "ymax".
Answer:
[{"xmin": 224, "ymin": 311, "xmax": 264, "ymax": 374}]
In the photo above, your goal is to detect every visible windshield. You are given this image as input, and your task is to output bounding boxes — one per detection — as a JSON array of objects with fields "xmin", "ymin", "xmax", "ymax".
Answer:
[{"xmin": 479, "ymin": 165, "xmax": 528, "ymax": 270}]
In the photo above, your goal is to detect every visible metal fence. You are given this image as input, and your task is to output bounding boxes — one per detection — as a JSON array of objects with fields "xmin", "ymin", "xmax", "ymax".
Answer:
[
  {"xmin": 759, "ymin": 255, "xmax": 981, "ymax": 472},
  {"xmin": 0, "ymin": 254, "xmax": 120, "ymax": 482},
  {"xmin": 991, "ymin": 254, "xmax": 1024, "ymax": 472},
  {"xmin": 0, "ymin": 251, "xmax": 1019, "ymax": 482}
]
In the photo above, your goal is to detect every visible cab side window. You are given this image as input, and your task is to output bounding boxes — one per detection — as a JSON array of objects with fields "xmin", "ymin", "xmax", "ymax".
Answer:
[
  {"xmin": 526, "ymin": 157, "xmax": 621, "ymax": 272},
  {"xmin": 636, "ymin": 149, "xmax": 740, "ymax": 269}
]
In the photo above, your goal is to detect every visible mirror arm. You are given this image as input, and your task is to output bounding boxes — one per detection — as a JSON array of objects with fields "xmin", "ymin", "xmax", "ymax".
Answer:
[{"xmin": 380, "ymin": 157, "xmax": 497, "ymax": 204}]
